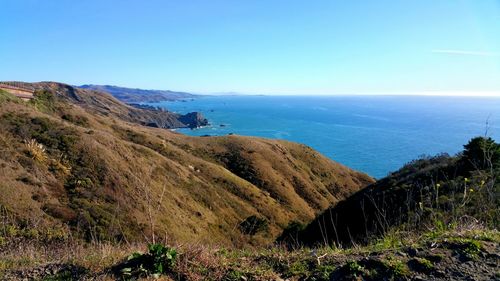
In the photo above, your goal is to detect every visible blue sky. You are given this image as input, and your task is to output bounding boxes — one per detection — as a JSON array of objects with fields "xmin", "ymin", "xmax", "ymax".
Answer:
[{"xmin": 1, "ymin": 0, "xmax": 499, "ymax": 95}]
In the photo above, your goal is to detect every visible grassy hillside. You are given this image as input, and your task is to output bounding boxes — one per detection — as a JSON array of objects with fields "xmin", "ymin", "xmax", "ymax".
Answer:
[
  {"xmin": 0, "ymin": 82, "xmax": 373, "ymax": 247},
  {"xmin": 285, "ymin": 137, "xmax": 499, "ymax": 247}
]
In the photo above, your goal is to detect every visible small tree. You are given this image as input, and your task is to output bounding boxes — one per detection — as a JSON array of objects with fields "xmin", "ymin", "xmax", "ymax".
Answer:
[{"xmin": 462, "ymin": 137, "xmax": 500, "ymax": 170}]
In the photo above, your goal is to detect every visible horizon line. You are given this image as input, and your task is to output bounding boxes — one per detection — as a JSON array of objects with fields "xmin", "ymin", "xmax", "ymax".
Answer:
[
  {"xmin": 198, "ymin": 91, "xmax": 500, "ymax": 97},
  {"xmin": 2, "ymin": 80, "xmax": 500, "ymax": 97}
]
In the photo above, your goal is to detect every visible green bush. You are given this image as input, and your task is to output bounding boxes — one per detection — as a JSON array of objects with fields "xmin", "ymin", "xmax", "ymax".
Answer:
[
  {"xmin": 61, "ymin": 113, "xmax": 89, "ymax": 127},
  {"xmin": 239, "ymin": 215, "xmax": 269, "ymax": 235},
  {"xmin": 462, "ymin": 137, "xmax": 500, "ymax": 170}
]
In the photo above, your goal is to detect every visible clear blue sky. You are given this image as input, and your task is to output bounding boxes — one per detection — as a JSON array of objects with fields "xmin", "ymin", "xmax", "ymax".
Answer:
[{"xmin": 1, "ymin": 0, "xmax": 499, "ymax": 95}]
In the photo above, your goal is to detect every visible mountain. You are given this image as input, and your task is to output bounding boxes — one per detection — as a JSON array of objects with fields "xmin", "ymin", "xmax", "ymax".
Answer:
[
  {"xmin": 35, "ymin": 82, "xmax": 207, "ymax": 129},
  {"xmin": 79, "ymin": 84, "xmax": 198, "ymax": 103},
  {"xmin": 282, "ymin": 137, "xmax": 499, "ymax": 247},
  {"xmin": 0, "ymin": 82, "xmax": 373, "ymax": 247}
]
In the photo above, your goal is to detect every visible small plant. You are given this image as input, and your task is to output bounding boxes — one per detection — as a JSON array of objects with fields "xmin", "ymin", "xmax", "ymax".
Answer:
[
  {"xmin": 409, "ymin": 257, "xmax": 434, "ymax": 272},
  {"xmin": 458, "ymin": 239, "xmax": 482, "ymax": 260},
  {"xmin": 310, "ymin": 264, "xmax": 335, "ymax": 281},
  {"xmin": 285, "ymin": 261, "xmax": 308, "ymax": 278},
  {"xmin": 116, "ymin": 243, "xmax": 177, "ymax": 279},
  {"xmin": 383, "ymin": 257, "xmax": 409, "ymax": 278},
  {"xmin": 223, "ymin": 269, "xmax": 246, "ymax": 281},
  {"xmin": 49, "ymin": 153, "xmax": 72, "ymax": 176},
  {"xmin": 25, "ymin": 139, "xmax": 48, "ymax": 163},
  {"xmin": 345, "ymin": 260, "xmax": 364, "ymax": 277}
]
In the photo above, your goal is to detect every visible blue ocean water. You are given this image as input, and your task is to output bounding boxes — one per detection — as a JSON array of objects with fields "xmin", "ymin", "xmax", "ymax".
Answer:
[{"xmin": 149, "ymin": 96, "xmax": 500, "ymax": 179}]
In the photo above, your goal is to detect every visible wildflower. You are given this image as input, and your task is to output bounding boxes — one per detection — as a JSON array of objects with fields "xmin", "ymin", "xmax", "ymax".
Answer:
[
  {"xmin": 469, "ymin": 188, "xmax": 474, "ymax": 193},
  {"xmin": 464, "ymin": 178, "xmax": 469, "ymax": 182},
  {"xmin": 436, "ymin": 183, "xmax": 441, "ymax": 188}
]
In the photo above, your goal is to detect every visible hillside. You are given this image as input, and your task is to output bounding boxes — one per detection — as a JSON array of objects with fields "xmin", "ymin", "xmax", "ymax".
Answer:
[
  {"xmin": 79, "ymin": 84, "xmax": 198, "ymax": 103},
  {"xmin": 2, "ymin": 81, "xmax": 207, "ymax": 129},
  {"xmin": 0, "ymin": 82, "xmax": 373, "ymax": 247},
  {"xmin": 284, "ymin": 137, "xmax": 500, "ymax": 247}
]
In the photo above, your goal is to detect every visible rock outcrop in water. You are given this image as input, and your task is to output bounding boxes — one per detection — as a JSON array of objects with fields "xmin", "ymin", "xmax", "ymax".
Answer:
[{"xmin": 178, "ymin": 112, "xmax": 209, "ymax": 128}]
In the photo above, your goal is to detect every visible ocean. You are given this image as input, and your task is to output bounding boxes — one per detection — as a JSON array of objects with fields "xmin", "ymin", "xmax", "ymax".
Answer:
[{"xmin": 148, "ymin": 95, "xmax": 500, "ymax": 179}]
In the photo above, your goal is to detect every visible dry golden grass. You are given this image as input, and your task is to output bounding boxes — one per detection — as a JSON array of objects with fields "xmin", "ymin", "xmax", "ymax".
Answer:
[{"xmin": 0, "ymin": 82, "xmax": 374, "ymax": 248}]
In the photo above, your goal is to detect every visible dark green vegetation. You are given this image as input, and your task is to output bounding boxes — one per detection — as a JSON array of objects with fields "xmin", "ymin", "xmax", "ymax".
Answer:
[
  {"xmin": 282, "ymin": 137, "xmax": 499, "ymax": 247},
  {"xmin": 79, "ymin": 84, "xmax": 198, "ymax": 103},
  {"xmin": 113, "ymin": 243, "xmax": 178, "ymax": 279}
]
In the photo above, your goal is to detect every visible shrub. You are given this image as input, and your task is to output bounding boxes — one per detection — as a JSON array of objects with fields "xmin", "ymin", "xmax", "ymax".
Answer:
[
  {"xmin": 278, "ymin": 221, "xmax": 306, "ymax": 244},
  {"xmin": 30, "ymin": 90, "xmax": 57, "ymax": 112},
  {"xmin": 239, "ymin": 215, "xmax": 269, "ymax": 235},
  {"xmin": 49, "ymin": 153, "xmax": 72, "ymax": 176},
  {"xmin": 462, "ymin": 137, "xmax": 500, "ymax": 170},
  {"xmin": 383, "ymin": 257, "xmax": 410, "ymax": 279},
  {"xmin": 61, "ymin": 113, "xmax": 89, "ymax": 127},
  {"xmin": 310, "ymin": 264, "xmax": 335, "ymax": 281}
]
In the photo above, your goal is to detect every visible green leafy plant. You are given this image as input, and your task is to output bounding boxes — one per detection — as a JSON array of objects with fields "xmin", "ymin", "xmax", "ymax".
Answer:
[
  {"xmin": 458, "ymin": 239, "xmax": 482, "ymax": 260},
  {"xmin": 345, "ymin": 260, "xmax": 364, "ymax": 277},
  {"xmin": 383, "ymin": 257, "xmax": 410, "ymax": 279},
  {"xmin": 116, "ymin": 243, "xmax": 177, "ymax": 279},
  {"xmin": 310, "ymin": 264, "xmax": 335, "ymax": 281}
]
